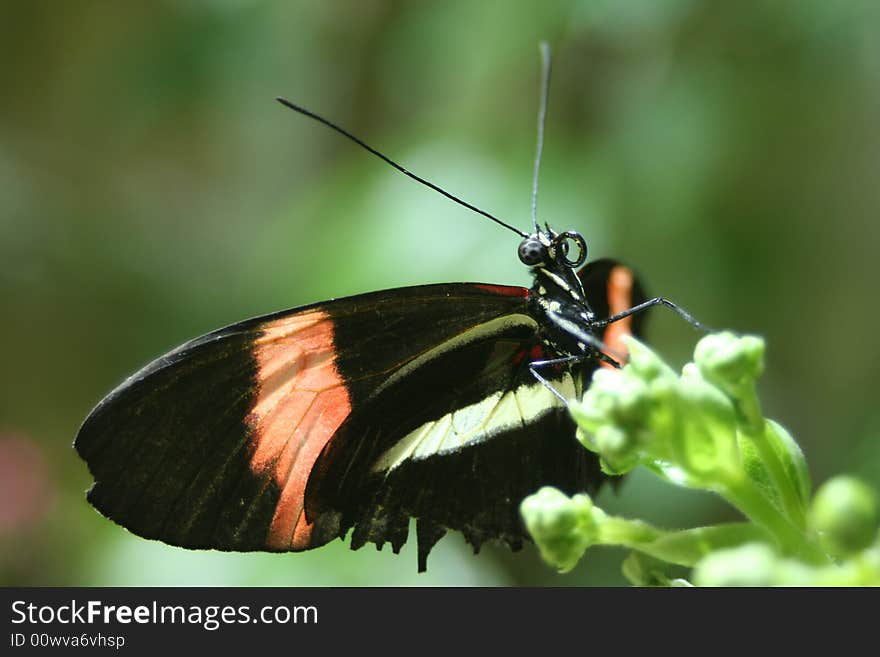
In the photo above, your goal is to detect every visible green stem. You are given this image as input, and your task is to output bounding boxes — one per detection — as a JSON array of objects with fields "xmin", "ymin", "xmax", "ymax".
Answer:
[
  {"xmin": 720, "ymin": 471, "xmax": 828, "ymax": 564},
  {"xmin": 598, "ymin": 518, "xmax": 769, "ymax": 567},
  {"xmin": 735, "ymin": 384, "xmax": 764, "ymax": 434},
  {"xmin": 599, "ymin": 517, "xmax": 664, "ymax": 546}
]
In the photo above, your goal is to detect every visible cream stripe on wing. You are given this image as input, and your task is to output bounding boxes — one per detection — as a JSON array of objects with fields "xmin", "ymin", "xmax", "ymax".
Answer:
[
  {"xmin": 367, "ymin": 314, "xmax": 538, "ymax": 401},
  {"xmin": 372, "ymin": 374, "xmax": 576, "ymax": 472}
]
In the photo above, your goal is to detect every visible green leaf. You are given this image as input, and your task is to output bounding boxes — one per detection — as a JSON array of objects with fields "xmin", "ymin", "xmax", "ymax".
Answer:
[
  {"xmin": 737, "ymin": 420, "xmax": 811, "ymax": 529},
  {"xmin": 765, "ymin": 420, "xmax": 812, "ymax": 519},
  {"xmin": 738, "ymin": 428, "xmax": 783, "ymax": 511}
]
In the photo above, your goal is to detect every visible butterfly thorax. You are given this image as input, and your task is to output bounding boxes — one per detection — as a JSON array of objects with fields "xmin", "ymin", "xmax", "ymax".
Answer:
[
  {"xmin": 518, "ymin": 229, "xmax": 598, "ymax": 359},
  {"xmin": 528, "ymin": 262, "xmax": 598, "ymax": 360}
]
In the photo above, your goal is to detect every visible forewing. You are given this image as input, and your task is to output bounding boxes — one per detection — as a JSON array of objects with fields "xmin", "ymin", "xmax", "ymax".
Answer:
[{"xmin": 74, "ymin": 283, "xmax": 534, "ymax": 553}]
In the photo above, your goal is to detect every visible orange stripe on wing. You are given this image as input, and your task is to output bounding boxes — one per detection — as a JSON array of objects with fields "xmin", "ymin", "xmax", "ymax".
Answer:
[
  {"xmin": 246, "ymin": 310, "xmax": 351, "ymax": 550},
  {"xmin": 601, "ymin": 266, "xmax": 635, "ymax": 370}
]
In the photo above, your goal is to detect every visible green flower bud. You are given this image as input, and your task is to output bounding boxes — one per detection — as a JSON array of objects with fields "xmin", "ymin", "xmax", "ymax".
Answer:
[
  {"xmin": 694, "ymin": 332, "xmax": 764, "ymax": 401},
  {"xmin": 677, "ymin": 368, "xmax": 738, "ymax": 475},
  {"xmin": 568, "ymin": 397, "xmax": 605, "ymax": 435},
  {"xmin": 520, "ymin": 487, "xmax": 599, "ymax": 572},
  {"xmin": 808, "ymin": 476, "xmax": 879, "ymax": 557},
  {"xmin": 573, "ymin": 367, "xmax": 653, "ymax": 473},
  {"xmin": 679, "ymin": 364, "xmax": 727, "ymax": 419},
  {"xmin": 594, "ymin": 426, "xmax": 641, "ymax": 474},
  {"xmin": 579, "ymin": 368, "xmax": 652, "ymax": 427},
  {"xmin": 623, "ymin": 336, "xmax": 678, "ymax": 383}
]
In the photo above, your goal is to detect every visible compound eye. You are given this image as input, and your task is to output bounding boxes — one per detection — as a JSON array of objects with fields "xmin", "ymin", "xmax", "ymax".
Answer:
[{"xmin": 518, "ymin": 238, "xmax": 547, "ymax": 266}]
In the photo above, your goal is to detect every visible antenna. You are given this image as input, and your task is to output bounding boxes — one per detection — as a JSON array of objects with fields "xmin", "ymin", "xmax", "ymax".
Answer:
[
  {"xmin": 275, "ymin": 97, "xmax": 528, "ymax": 239},
  {"xmin": 531, "ymin": 41, "xmax": 552, "ymax": 235}
]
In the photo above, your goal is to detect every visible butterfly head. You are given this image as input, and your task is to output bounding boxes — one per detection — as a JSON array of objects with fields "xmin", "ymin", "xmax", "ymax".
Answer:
[{"xmin": 517, "ymin": 228, "xmax": 587, "ymax": 271}]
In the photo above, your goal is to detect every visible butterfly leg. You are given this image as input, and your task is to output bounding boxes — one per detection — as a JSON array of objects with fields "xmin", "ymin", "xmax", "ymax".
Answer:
[
  {"xmin": 592, "ymin": 297, "xmax": 710, "ymax": 332},
  {"xmin": 528, "ymin": 354, "xmax": 602, "ymax": 404},
  {"xmin": 544, "ymin": 308, "xmax": 628, "ymax": 365}
]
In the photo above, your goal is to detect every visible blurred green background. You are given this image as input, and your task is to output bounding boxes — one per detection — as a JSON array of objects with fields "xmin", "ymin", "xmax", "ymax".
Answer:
[{"xmin": 2, "ymin": 0, "xmax": 879, "ymax": 586}]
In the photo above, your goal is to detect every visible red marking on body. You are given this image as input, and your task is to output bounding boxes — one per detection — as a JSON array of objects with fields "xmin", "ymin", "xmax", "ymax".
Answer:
[
  {"xmin": 601, "ymin": 266, "xmax": 634, "ymax": 370},
  {"xmin": 513, "ymin": 343, "xmax": 546, "ymax": 366},
  {"xmin": 246, "ymin": 310, "xmax": 351, "ymax": 550},
  {"xmin": 473, "ymin": 284, "xmax": 529, "ymax": 298}
]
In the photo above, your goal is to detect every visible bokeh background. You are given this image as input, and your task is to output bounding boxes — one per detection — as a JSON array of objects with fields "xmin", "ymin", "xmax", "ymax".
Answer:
[{"xmin": 2, "ymin": 0, "xmax": 879, "ymax": 586}]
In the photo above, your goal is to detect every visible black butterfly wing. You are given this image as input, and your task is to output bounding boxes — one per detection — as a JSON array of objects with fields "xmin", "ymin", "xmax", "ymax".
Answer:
[
  {"xmin": 75, "ymin": 262, "xmax": 646, "ymax": 571},
  {"xmin": 75, "ymin": 284, "xmax": 544, "ymax": 555}
]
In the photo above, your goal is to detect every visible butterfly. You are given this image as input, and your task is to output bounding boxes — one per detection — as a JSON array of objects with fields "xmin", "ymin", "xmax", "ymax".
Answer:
[{"xmin": 74, "ymin": 46, "xmax": 701, "ymax": 572}]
